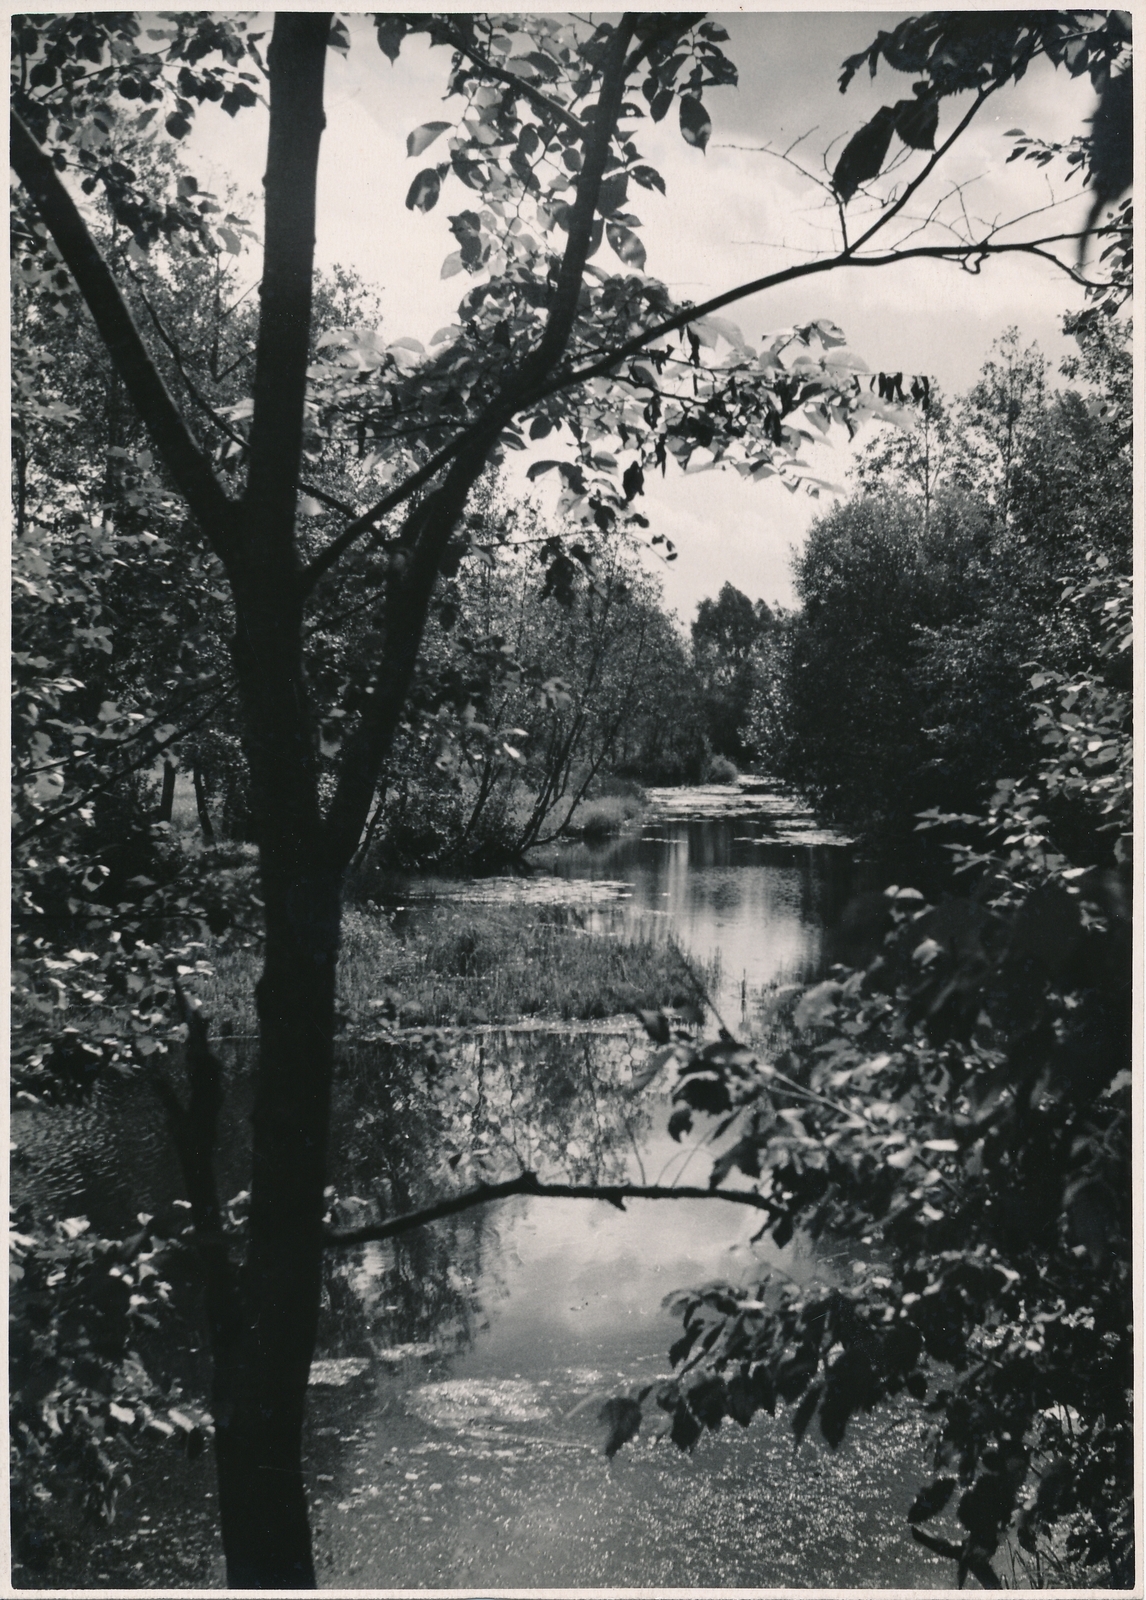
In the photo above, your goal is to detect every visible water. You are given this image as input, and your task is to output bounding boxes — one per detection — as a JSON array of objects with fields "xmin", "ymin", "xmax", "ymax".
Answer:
[{"xmin": 14, "ymin": 785, "xmax": 954, "ymax": 1589}]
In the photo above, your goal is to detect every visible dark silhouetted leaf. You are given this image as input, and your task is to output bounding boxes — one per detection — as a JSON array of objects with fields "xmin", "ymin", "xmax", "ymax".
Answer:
[
  {"xmin": 375, "ymin": 16, "xmax": 407, "ymax": 61},
  {"xmin": 606, "ymin": 222, "xmax": 646, "ymax": 270},
  {"xmin": 678, "ymin": 96, "xmax": 712, "ymax": 152},
  {"xmin": 622, "ymin": 461, "xmax": 645, "ymax": 501},
  {"xmin": 597, "ymin": 173, "xmax": 628, "ymax": 216},
  {"xmin": 629, "ymin": 164, "xmax": 666, "ymax": 194},
  {"xmin": 893, "ymin": 94, "xmax": 939, "ymax": 150},
  {"xmin": 670, "ymin": 1400, "xmax": 702, "ymax": 1451},
  {"xmin": 687, "ymin": 1375, "xmax": 725, "ymax": 1431},
  {"xmin": 833, "ymin": 105, "xmax": 896, "ymax": 202},
  {"xmin": 667, "ymin": 1106, "xmax": 693, "ymax": 1142},
  {"xmin": 674, "ymin": 1072, "xmax": 731, "ymax": 1115},
  {"xmin": 638, "ymin": 1009, "xmax": 671, "ymax": 1044},
  {"xmin": 598, "ymin": 1396, "xmax": 642, "ymax": 1457},
  {"xmin": 406, "ymin": 169, "xmax": 441, "ymax": 213}
]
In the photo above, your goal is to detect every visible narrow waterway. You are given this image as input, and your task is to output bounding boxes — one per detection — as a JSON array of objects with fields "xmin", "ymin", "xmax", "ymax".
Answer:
[{"xmin": 13, "ymin": 783, "xmax": 954, "ymax": 1588}]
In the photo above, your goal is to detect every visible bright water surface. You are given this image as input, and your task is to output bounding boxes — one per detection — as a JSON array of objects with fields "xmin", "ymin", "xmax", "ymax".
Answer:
[{"xmin": 14, "ymin": 784, "xmax": 954, "ymax": 1589}]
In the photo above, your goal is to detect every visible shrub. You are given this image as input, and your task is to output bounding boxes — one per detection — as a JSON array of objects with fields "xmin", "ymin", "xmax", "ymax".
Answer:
[{"xmin": 705, "ymin": 753, "xmax": 739, "ymax": 785}]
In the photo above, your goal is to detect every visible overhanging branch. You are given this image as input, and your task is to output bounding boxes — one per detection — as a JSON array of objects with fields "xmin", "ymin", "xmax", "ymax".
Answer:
[
  {"xmin": 324, "ymin": 1169, "xmax": 780, "ymax": 1248},
  {"xmin": 296, "ymin": 226, "xmax": 1098, "ymax": 594},
  {"xmin": 10, "ymin": 111, "xmax": 238, "ymax": 562}
]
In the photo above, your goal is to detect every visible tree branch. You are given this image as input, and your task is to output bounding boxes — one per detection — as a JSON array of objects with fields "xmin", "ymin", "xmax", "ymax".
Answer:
[
  {"xmin": 9, "ymin": 111, "xmax": 238, "ymax": 561},
  {"xmin": 518, "ymin": 15, "xmax": 637, "ymax": 384},
  {"xmin": 435, "ymin": 20, "xmax": 586, "ymax": 135},
  {"xmin": 324, "ymin": 1169, "xmax": 780, "ymax": 1248},
  {"xmin": 847, "ymin": 85, "xmax": 998, "ymax": 255},
  {"xmin": 321, "ymin": 429, "xmax": 502, "ymax": 866},
  {"xmin": 298, "ymin": 16, "xmax": 636, "ymax": 602}
]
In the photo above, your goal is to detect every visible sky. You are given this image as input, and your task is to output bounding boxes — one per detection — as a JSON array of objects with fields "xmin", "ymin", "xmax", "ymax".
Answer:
[{"xmin": 184, "ymin": 9, "xmax": 1103, "ymax": 621}]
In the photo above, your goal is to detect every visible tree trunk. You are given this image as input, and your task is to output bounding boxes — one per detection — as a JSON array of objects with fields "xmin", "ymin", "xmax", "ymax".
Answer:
[
  {"xmin": 211, "ymin": 849, "xmax": 340, "ymax": 1588},
  {"xmin": 158, "ymin": 758, "xmax": 177, "ymax": 823},
  {"xmin": 192, "ymin": 759, "xmax": 216, "ymax": 844}
]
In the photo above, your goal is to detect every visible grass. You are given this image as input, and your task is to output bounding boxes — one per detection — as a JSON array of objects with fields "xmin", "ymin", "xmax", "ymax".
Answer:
[
  {"xmin": 200, "ymin": 900, "xmax": 715, "ymax": 1034},
  {"xmin": 566, "ymin": 792, "xmax": 645, "ymax": 841}
]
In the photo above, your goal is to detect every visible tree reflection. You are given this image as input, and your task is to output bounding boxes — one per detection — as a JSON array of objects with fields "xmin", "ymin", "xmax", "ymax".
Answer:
[{"xmin": 318, "ymin": 1030, "xmax": 654, "ymax": 1360}]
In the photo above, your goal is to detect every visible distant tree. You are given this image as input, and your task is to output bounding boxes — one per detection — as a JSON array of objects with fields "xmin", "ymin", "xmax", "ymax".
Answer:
[{"xmin": 692, "ymin": 582, "xmax": 774, "ymax": 763}]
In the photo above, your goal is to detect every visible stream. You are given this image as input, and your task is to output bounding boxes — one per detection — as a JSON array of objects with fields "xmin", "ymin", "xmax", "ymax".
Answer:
[{"xmin": 13, "ymin": 783, "xmax": 955, "ymax": 1589}]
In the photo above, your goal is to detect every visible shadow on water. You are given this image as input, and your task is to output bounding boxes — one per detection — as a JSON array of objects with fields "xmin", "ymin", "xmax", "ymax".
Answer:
[{"xmin": 13, "ymin": 800, "xmax": 956, "ymax": 1588}]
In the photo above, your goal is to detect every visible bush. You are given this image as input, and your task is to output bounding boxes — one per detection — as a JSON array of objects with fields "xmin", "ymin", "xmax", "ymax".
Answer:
[
  {"xmin": 569, "ymin": 793, "xmax": 644, "ymax": 840},
  {"xmin": 705, "ymin": 753, "xmax": 739, "ymax": 785}
]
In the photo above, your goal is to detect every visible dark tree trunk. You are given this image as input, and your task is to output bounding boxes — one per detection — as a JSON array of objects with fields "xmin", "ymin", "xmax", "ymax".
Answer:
[
  {"xmin": 192, "ymin": 760, "xmax": 215, "ymax": 844},
  {"xmin": 208, "ymin": 16, "xmax": 336, "ymax": 1586},
  {"xmin": 211, "ymin": 849, "xmax": 340, "ymax": 1588},
  {"xmin": 158, "ymin": 758, "xmax": 177, "ymax": 823}
]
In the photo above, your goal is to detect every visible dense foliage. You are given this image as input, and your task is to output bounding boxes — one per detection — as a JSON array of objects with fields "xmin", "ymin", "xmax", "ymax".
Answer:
[{"xmin": 747, "ymin": 320, "xmax": 1133, "ymax": 840}]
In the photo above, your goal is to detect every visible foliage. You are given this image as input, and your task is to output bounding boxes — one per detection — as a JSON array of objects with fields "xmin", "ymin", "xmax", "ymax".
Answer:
[
  {"xmin": 691, "ymin": 583, "xmax": 774, "ymax": 764},
  {"xmin": 611, "ymin": 524, "xmax": 1133, "ymax": 1588},
  {"xmin": 355, "ymin": 514, "xmax": 703, "ymax": 870},
  {"xmin": 9, "ymin": 1204, "xmax": 215, "ymax": 1576},
  {"xmin": 760, "ymin": 319, "xmax": 1132, "ymax": 836}
]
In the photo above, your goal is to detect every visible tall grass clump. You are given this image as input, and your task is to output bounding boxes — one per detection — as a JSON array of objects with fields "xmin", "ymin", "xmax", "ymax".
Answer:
[{"xmin": 198, "ymin": 901, "xmax": 714, "ymax": 1033}]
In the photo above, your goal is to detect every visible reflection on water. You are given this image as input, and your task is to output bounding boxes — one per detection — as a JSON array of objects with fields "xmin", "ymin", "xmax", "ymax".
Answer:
[
  {"xmin": 15, "ymin": 800, "xmax": 954, "ymax": 1589},
  {"xmin": 550, "ymin": 816, "xmax": 857, "ymax": 1023}
]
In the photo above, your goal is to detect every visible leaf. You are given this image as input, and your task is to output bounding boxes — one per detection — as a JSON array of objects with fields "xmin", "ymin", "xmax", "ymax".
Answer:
[
  {"xmin": 440, "ymin": 251, "xmax": 464, "ymax": 279},
  {"xmin": 637, "ymin": 1009, "xmax": 671, "ymax": 1045},
  {"xmin": 670, "ymin": 1400, "xmax": 702, "ymax": 1452},
  {"xmin": 833, "ymin": 105, "xmax": 897, "ymax": 202},
  {"xmin": 407, "ymin": 121, "xmax": 451, "ymax": 158},
  {"xmin": 909, "ymin": 1477, "xmax": 957, "ymax": 1525},
  {"xmin": 628, "ymin": 164, "xmax": 666, "ymax": 195},
  {"xmin": 678, "ymin": 95, "xmax": 712, "ymax": 152},
  {"xmin": 893, "ymin": 94, "xmax": 939, "ymax": 150},
  {"xmin": 375, "ymin": 16, "xmax": 407, "ymax": 61},
  {"xmin": 650, "ymin": 89, "xmax": 673, "ymax": 123},
  {"xmin": 406, "ymin": 169, "xmax": 441, "ymax": 213},
  {"xmin": 598, "ymin": 1397, "xmax": 642, "ymax": 1458},
  {"xmin": 597, "ymin": 173, "xmax": 629, "ymax": 216},
  {"xmin": 606, "ymin": 222, "xmax": 646, "ymax": 271},
  {"xmin": 667, "ymin": 1106, "xmax": 693, "ymax": 1142}
]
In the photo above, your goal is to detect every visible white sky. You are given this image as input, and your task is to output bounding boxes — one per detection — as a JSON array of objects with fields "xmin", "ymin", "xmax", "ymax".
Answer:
[{"xmin": 184, "ymin": 9, "xmax": 1102, "ymax": 620}]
